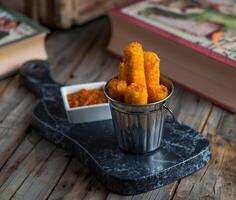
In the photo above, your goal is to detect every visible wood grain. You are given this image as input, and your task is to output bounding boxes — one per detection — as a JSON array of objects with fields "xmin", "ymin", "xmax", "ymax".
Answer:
[
  {"xmin": 0, "ymin": 132, "xmax": 41, "ymax": 187},
  {"xmin": 173, "ymin": 106, "xmax": 236, "ymax": 200},
  {"xmin": 49, "ymin": 19, "xmax": 108, "ymax": 83},
  {"xmin": 0, "ymin": 137, "xmax": 56, "ymax": 199},
  {"xmin": 11, "ymin": 148, "xmax": 69, "ymax": 200},
  {"xmin": 0, "ymin": 77, "xmax": 35, "ymax": 168},
  {"xmin": 0, "ymin": 78, "xmax": 10, "ymax": 95},
  {"xmin": 173, "ymin": 136, "xmax": 236, "ymax": 200}
]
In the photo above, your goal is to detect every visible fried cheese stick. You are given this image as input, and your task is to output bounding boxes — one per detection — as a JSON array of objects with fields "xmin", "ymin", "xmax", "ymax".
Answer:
[
  {"xmin": 144, "ymin": 51, "xmax": 161, "ymax": 103},
  {"xmin": 124, "ymin": 83, "xmax": 148, "ymax": 105},
  {"xmin": 123, "ymin": 42, "xmax": 147, "ymax": 88},
  {"xmin": 123, "ymin": 42, "xmax": 148, "ymax": 103},
  {"xmin": 156, "ymin": 84, "xmax": 168, "ymax": 101},
  {"xmin": 108, "ymin": 78, "xmax": 127, "ymax": 101},
  {"xmin": 108, "ymin": 42, "xmax": 168, "ymax": 104}
]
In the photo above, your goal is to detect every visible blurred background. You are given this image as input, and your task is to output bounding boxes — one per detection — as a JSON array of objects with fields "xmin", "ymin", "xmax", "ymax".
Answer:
[{"xmin": 0, "ymin": 0, "xmax": 128, "ymax": 29}]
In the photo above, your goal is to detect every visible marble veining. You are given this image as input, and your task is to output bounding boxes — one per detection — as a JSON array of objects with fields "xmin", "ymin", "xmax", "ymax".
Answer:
[{"xmin": 20, "ymin": 60, "xmax": 211, "ymax": 195}]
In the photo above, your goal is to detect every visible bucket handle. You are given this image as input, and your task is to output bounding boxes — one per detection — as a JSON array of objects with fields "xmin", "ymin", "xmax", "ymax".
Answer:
[{"xmin": 163, "ymin": 104, "xmax": 176, "ymax": 121}]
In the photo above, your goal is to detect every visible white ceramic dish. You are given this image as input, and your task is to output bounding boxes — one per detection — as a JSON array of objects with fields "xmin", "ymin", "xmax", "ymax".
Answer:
[{"xmin": 61, "ymin": 82, "xmax": 111, "ymax": 123}]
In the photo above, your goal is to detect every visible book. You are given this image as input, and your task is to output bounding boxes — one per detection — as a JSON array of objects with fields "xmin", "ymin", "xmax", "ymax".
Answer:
[
  {"xmin": 0, "ymin": 5, "xmax": 49, "ymax": 78},
  {"xmin": 108, "ymin": 0, "xmax": 236, "ymax": 112}
]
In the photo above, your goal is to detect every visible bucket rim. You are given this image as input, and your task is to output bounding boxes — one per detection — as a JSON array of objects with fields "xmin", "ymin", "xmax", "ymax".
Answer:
[{"xmin": 104, "ymin": 75, "xmax": 174, "ymax": 108}]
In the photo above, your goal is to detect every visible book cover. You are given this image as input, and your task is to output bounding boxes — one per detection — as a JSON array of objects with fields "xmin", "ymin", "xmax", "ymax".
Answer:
[
  {"xmin": 0, "ymin": 4, "xmax": 49, "ymax": 48},
  {"xmin": 119, "ymin": 0, "xmax": 236, "ymax": 68}
]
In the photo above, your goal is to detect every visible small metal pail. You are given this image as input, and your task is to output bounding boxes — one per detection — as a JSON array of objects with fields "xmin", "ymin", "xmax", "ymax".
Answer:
[{"xmin": 104, "ymin": 75, "xmax": 174, "ymax": 154}]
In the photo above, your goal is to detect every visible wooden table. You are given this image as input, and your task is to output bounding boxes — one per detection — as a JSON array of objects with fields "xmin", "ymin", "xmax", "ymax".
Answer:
[{"xmin": 0, "ymin": 17, "xmax": 235, "ymax": 200}]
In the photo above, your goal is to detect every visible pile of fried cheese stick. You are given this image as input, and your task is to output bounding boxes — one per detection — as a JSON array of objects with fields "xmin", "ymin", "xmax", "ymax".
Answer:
[{"xmin": 107, "ymin": 42, "xmax": 169, "ymax": 105}]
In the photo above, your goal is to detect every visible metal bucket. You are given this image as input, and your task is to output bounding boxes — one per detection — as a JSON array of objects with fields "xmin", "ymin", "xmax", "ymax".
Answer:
[{"xmin": 104, "ymin": 75, "xmax": 174, "ymax": 154}]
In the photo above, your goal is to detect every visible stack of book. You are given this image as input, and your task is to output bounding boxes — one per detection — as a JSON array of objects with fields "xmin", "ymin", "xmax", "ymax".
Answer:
[
  {"xmin": 0, "ymin": 5, "xmax": 49, "ymax": 78},
  {"xmin": 108, "ymin": 0, "xmax": 236, "ymax": 112}
]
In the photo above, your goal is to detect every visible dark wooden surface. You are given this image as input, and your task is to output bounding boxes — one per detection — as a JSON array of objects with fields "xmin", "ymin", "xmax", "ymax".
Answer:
[{"xmin": 0, "ymin": 17, "xmax": 235, "ymax": 200}]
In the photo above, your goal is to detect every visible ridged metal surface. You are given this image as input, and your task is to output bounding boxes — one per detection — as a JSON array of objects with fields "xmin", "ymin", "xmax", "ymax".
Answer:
[{"xmin": 110, "ymin": 103, "xmax": 165, "ymax": 153}]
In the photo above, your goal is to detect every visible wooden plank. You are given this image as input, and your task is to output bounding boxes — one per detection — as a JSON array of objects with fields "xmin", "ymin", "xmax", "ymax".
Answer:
[
  {"xmin": 67, "ymin": 21, "xmax": 114, "ymax": 84},
  {"xmin": 167, "ymin": 86, "xmax": 212, "ymax": 130},
  {"xmin": 48, "ymin": 18, "xmax": 108, "ymax": 83},
  {"xmin": 214, "ymin": 112, "xmax": 236, "ymax": 143},
  {"xmin": 0, "ymin": 93, "xmax": 35, "ymax": 168},
  {"xmin": 0, "ymin": 76, "xmax": 30, "ymax": 122},
  {"xmin": 0, "ymin": 78, "xmax": 11, "ymax": 95},
  {"xmin": 202, "ymin": 106, "xmax": 223, "ymax": 137},
  {"xmin": 0, "ymin": 132, "xmax": 41, "ymax": 187},
  {"xmin": 0, "ymin": 76, "xmax": 36, "ymax": 170},
  {"xmin": 47, "ymin": 154, "xmax": 108, "ymax": 200},
  {"xmin": 0, "ymin": 137, "xmax": 56, "ymax": 199},
  {"xmin": 47, "ymin": 159, "xmax": 82, "ymax": 200},
  {"xmin": 57, "ymin": 164, "xmax": 92, "ymax": 200},
  {"xmin": 11, "ymin": 148, "xmax": 69, "ymax": 200},
  {"xmin": 0, "ymin": 93, "xmax": 35, "ymax": 129},
  {"xmin": 68, "ymin": 50, "xmax": 119, "ymax": 84},
  {"xmin": 173, "ymin": 136, "xmax": 236, "ymax": 200},
  {"xmin": 107, "ymin": 193, "xmax": 131, "ymax": 200},
  {"xmin": 82, "ymin": 178, "xmax": 108, "ymax": 200},
  {"xmin": 107, "ymin": 182, "xmax": 178, "ymax": 200},
  {"xmin": 173, "ymin": 106, "xmax": 236, "ymax": 200}
]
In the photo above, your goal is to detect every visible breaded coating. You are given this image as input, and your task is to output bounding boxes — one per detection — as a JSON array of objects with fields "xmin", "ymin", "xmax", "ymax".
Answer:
[
  {"xmin": 144, "ymin": 51, "xmax": 161, "ymax": 103},
  {"xmin": 108, "ymin": 78, "xmax": 127, "ymax": 101},
  {"xmin": 145, "ymin": 84, "xmax": 168, "ymax": 103},
  {"xmin": 123, "ymin": 42, "xmax": 147, "ymax": 88},
  {"xmin": 118, "ymin": 62, "xmax": 126, "ymax": 80},
  {"xmin": 124, "ymin": 83, "xmax": 148, "ymax": 105},
  {"xmin": 156, "ymin": 84, "xmax": 168, "ymax": 101}
]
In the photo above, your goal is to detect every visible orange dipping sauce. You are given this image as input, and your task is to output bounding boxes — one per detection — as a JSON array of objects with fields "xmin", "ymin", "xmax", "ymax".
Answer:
[{"xmin": 67, "ymin": 88, "xmax": 107, "ymax": 108}]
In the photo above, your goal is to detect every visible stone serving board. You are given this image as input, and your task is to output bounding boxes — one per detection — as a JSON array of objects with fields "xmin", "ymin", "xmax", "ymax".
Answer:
[{"xmin": 20, "ymin": 60, "xmax": 211, "ymax": 195}]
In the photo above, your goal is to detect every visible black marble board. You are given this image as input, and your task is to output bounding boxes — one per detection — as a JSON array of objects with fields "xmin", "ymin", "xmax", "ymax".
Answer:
[{"xmin": 20, "ymin": 60, "xmax": 211, "ymax": 195}]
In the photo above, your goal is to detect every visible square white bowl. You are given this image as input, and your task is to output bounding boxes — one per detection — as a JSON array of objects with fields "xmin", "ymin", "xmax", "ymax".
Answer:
[{"xmin": 60, "ymin": 81, "xmax": 111, "ymax": 123}]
